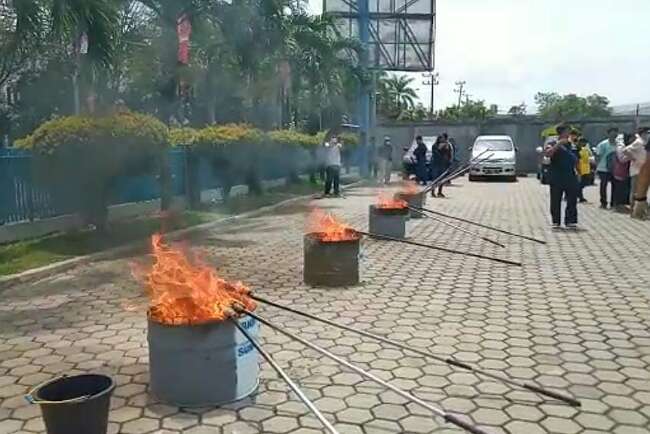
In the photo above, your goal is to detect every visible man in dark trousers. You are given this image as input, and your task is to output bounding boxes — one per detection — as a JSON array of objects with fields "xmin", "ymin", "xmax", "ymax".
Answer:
[
  {"xmin": 545, "ymin": 124, "xmax": 580, "ymax": 229},
  {"xmin": 414, "ymin": 135, "xmax": 428, "ymax": 185},
  {"xmin": 323, "ymin": 135, "xmax": 343, "ymax": 196}
]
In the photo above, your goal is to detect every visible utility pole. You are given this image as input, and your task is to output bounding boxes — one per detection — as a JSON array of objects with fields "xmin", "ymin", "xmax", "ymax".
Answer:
[
  {"xmin": 422, "ymin": 72, "xmax": 439, "ymax": 117},
  {"xmin": 357, "ymin": 0, "xmax": 371, "ymax": 177},
  {"xmin": 454, "ymin": 81, "xmax": 466, "ymax": 108}
]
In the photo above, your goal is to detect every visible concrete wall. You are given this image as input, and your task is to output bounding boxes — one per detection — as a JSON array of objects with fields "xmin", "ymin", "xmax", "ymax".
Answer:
[{"xmin": 376, "ymin": 116, "xmax": 650, "ymax": 173}]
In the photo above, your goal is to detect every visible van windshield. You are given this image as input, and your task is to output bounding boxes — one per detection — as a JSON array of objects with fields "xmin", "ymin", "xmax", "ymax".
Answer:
[{"xmin": 474, "ymin": 140, "xmax": 513, "ymax": 153}]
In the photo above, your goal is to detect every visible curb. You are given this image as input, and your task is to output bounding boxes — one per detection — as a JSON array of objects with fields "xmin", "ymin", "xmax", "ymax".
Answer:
[{"xmin": 0, "ymin": 179, "xmax": 367, "ymax": 291}]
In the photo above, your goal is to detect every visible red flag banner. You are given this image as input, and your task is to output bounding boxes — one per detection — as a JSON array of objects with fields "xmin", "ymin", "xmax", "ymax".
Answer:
[{"xmin": 176, "ymin": 13, "xmax": 192, "ymax": 65}]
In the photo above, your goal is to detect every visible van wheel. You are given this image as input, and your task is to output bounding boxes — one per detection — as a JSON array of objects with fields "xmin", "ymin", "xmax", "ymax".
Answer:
[
  {"xmin": 469, "ymin": 175, "xmax": 478, "ymax": 182},
  {"xmin": 508, "ymin": 175, "xmax": 517, "ymax": 182}
]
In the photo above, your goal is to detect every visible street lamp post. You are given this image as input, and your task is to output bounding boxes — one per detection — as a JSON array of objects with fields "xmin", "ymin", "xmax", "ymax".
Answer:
[{"xmin": 422, "ymin": 72, "xmax": 439, "ymax": 117}]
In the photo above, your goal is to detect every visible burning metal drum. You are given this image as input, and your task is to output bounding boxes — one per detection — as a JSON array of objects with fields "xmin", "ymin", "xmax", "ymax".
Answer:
[
  {"xmin": 147, "ymin": 316, "xmax": 259, "ymax": 407},
  {"xmin": 395, "ymin": 192, "xmax": 426, "ymax": 219},
  {"xmin": 304, "ymin": 230, "xmax": 360, "ymax": 286},
  {"xmin": 369, "ymin": 205, "xmax": 409, "ymax": 238}
]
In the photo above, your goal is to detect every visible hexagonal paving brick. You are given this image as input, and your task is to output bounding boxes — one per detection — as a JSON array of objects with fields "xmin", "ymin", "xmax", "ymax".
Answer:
[
  {"xmin": 261, "ymin": 415, "xmax": 300, "ymax": 433},
  {"xmin": 109, "ymin": 406, "xmax": 142, "ymax": 423},
  {"xmin": 3, "ymin": 180, "xmax": 650, "ymax": 434},
  {"xmin": 237, "ymin": 407, "xmax": 274, "ymax": 423},
  {"xmin": 399, "ymin": 415, "xmax": 440, "ymax": 433},
  {"xmin": 541, "ymin": 416, "xmax": 582, "ymax": 434},
  {"xmin": 504, "ymin": 404, "xmax": 544, "ymax": 422},
  {"xmin": 336, "ymin": 407, "xmax": 373, "ymax": 424},
  {"xmin": 120, "ymin": 417, "xmax": 160, "ymax": 434}
]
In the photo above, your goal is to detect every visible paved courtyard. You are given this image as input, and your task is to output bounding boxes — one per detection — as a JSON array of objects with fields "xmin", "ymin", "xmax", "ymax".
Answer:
[{"xmin": 1, "ymin": 177, "xmax": 650, "ymax": 434}]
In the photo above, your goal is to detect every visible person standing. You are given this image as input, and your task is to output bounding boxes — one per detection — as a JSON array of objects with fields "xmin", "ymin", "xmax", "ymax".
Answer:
[
  {"xmin": 414, "ymin": 136, "xmax": 428, "ymax": 185},
  {"xmin": 323, "ymin": 135, "xmax": 343, "ymax": 196},
  {"xmin": 611, "ymin": 135, "xmax": 632, "ymax": 212},
  {"xmin": 576, "ymin": 137, "xmax": 592, "ymax": 203},
  {"xmin": 545, "ymin": 124, "xmax": 579, "ymax": 229},
  {"xmin": 378, "ymin": 136, "xmax": 393, "ymax": 184},
  {"xmin": 621, "ymin": 127, "xmax": 650, "ymax": 205},
  {"xmin": 431, "ymin": 136, "xmax": 452, "ymax": 197},
  {"xmin": 368, "ymin": 136, "xmax": 378, "ymax": 179},
  {"xmin": 594, "ymin": 127, "xmax": 619, "ymax": 208}
]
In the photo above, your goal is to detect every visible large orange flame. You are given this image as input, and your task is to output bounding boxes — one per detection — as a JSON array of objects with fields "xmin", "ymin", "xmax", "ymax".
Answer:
[
  {"xmin": 307, "ymin": 209, "xmax": 359, "ymax": 242},
  {"xmin": 134, "ymin": 234, "xmax": 256, "ymax": 325},
  {"xmin": 377, "ymin": 193, "xmax": 408, "ymax": 209}
]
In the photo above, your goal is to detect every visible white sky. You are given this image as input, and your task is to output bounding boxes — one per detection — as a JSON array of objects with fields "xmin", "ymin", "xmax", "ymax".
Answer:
[{"xmin": 308, "ymin": 0, "xmax": 650, "ymax": 112}]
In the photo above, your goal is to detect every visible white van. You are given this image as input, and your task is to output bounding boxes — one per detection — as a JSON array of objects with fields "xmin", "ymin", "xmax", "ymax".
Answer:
[{"xmin": 469, "ymin": 135, "xmax": 517, "ymax": 182}]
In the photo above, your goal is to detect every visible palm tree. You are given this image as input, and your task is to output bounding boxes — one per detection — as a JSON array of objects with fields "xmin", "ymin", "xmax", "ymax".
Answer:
[
  {"xmin": 376, "ymin": 73, "xmax": 418, "ymax": 119},
  {"xmin": 284, "ymin": 14, "xmax": 360, "ymax": 128},
  {"xmin": 385, "ymin": 75, "xmax": 417, "ymax": 112},
  {"xmin": 6, "ymin": 0, "xmax": 119, "ymax": 114}
]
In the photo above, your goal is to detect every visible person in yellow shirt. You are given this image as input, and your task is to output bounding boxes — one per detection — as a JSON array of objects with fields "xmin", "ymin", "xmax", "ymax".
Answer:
[{"xmin": 576, "ymin": 137, "xmax": 592, "ymax": 203}]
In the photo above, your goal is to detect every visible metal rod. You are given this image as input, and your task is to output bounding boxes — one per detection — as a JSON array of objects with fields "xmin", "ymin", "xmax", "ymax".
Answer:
[
  {"xmin": 411, "ymin": 206, "xmax": 547, "ymax": 244},
  {"xmin": 434, "ymin": 153, "xmax": 493, "ymax": 187},
  {"xmin": 422, "ymin": 151, "xmax": 493, "ymax": 194},
  {"xmin": 237, "ymin": 308, "xmax": 492, "ymax": 434},
  {"xmin": 232, "ymin": 319, "xmax": 340, "ymax": 434},
  {"xmin": 356, "ymin": 230, "xmax": 522, "ymax": 266},
  {"xmin": 409, "ymin": 207, "xmax": 506, "ymax": 248},
  {"xmin": 251, "ymin": 296, "xmax": 582, "ymax": 408}
]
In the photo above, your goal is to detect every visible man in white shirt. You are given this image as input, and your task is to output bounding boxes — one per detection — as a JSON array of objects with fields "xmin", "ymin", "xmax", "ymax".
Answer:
[{"xmin": 322, "ymin": 136, "xmax": 343, "ymax": 196}]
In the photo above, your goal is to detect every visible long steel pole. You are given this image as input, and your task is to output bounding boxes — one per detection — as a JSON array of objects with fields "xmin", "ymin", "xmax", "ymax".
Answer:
[
  {"xmin": 410, "ymin": 207, "xmax": 506, "ymax": 248},
  {"xmin": 410, "ymin": 206, "xmax": 547, "ymax": 244},
  {"xmin": 422, "ymin": 150, "xmax": 492, "ymax": 195},
  {"xmin": 356, "ymin": 230, "xmax": 522, "ymax": 266},
  {"xmin": 237, "ymin": 308, "xmax": 491, "ymax": 434},
  {"xmin": 251, "ymin": 296, "xmax": 582, "ymax": 408},
  {"xmin": 232, "ymin": 320, "xmax": 340, "ymax": 434}
]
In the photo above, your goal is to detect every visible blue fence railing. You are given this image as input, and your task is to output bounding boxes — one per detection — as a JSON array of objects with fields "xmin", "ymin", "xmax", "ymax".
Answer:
[
  {"xmin": 0, "ymin": 149, "xmax": 188, "ymax": 225},
  {"xmin": 1, "ymin": 145, "xmax": 366, "ymax": 225}
]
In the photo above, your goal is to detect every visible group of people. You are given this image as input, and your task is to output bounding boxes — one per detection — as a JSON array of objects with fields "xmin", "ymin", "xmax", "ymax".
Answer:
[
  {"xmin": 413, "ymin": 134, "xmax": 455, "ymax": 197},
  {"xmin": 593, "ymin": 127, "xmax": 650, "ymax": 212},
  {"xmin": 545, "ymin": 124, "xmax": 650, "ymax": 228}
]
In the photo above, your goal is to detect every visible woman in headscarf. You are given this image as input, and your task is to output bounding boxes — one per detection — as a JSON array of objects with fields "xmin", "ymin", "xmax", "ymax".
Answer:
[
  {"xmin": 431, "ymin": 135, "xmax": 452, "ymax": 197},
  {"xmin": 413, "ymin": 135, "xmax": 428, "ymax": 185}
]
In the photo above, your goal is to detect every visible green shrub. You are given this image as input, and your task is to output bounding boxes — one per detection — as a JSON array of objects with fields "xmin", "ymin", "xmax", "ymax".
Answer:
[
  {"xmin": 17, "ymin": 111, "xmax": 170, "ymax": 230},
  {"xmin": 194, "ymin": 123, "xmax": 264, "ymax": 148},
  {"xmin": 268, "ymin": 130, "xmax": 320, "ymax": 148},
  {"xmin": 169, "ymin": 127, "xmax": 198, "ymax": 146}
]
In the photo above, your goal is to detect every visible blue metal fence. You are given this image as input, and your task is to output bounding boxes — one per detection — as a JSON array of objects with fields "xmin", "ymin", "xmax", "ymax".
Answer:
[{"xmin": 0, "ymin": 149, "xmax": 188, "ymax": 224}]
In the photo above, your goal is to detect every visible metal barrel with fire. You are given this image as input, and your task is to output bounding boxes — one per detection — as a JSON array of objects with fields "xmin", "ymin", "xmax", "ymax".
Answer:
[
  {"xmin": 395, "ymin": 182, "xmax": 426, "ymax": 218},
  {"xmin": 370, "ymin": 194, "xmax": 409, "ymax": 239},
  {"xmin": 135, "ymin": 235, "xmax": 260, "ymax": 407},
  {"xmin": 304, "ymin": 210, "xmax": 361, "ymax": 287}
]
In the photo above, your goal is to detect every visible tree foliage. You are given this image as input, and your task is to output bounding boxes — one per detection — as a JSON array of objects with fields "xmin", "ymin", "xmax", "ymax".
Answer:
[
  {"xmin": 376, "ymin": 73, "xmax": 419, "ymax": 120},
  {"xmin": 16, "ymin": 110, "xmax": 169, "ymax": 229},
  {"xmin": 0, "ymin": 0, "xmax": 361, "ymax": 139},
  {"xmin": 438, "ymin": 99, "xmax": 498, "ymax": 121},
  {"xmin": 535, "ymin": 92, "xmax": 611, "ymax": 120},
  {"xmin": 508, "ymin": 103, "xmax": 527, "ymax": 116}
]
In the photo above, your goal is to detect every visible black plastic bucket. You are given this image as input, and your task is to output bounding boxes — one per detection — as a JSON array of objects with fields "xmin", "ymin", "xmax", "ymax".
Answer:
[{"xmin": 25, "ymin": 374, "xmax": 115, "ymax": 434}]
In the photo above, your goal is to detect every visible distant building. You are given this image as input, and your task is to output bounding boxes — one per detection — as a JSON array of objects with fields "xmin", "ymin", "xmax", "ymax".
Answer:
[{"xmin": 611, "ymin": 102, "xmax": 650, "ymax": 116}]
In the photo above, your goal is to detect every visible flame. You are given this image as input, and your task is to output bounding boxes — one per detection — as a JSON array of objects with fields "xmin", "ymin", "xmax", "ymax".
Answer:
[
  {"xmin": 400, "ymin": 181, "xmax": 420, "ymax": 195},
  {"xmin": 307, "ymin": 209, "xmax": 359, "ymax": 242},
  {"xmin": 376, "ymin": 193, "xmax": 408, "ymax": 209},
  {"xmin": 133, "ymin": 234, "xmax": 256, "ymax": 325}
]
